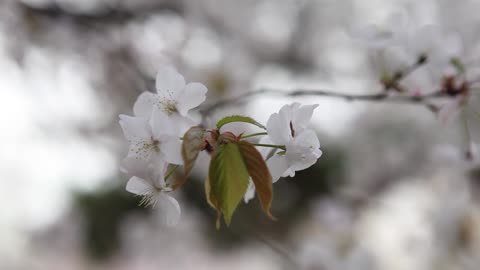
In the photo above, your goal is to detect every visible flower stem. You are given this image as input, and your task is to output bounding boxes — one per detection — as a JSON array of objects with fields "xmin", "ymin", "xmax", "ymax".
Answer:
[
  {"xmin": 252, "ymin": 143, "xmax": 286, "ymax": 150},
  {"xmin": 241, "ymin": 132, "xmax": 268, "ymax": 139}
]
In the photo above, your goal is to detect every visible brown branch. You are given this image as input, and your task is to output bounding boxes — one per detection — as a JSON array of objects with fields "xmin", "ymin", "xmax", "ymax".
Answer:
[
  {"xmin": 199, "ymin": 88, "xmax": 447, "ymax": 116},
  {"xmin": 19, "ymin": 1, "xmax": 183, "ymax": 25}
]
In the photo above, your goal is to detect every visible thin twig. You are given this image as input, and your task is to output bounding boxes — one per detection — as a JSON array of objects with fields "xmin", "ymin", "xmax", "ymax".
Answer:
[
  {"xmin": 19, "ymin": 2, "xmax": 183, "ymax": 24},
  {"xmin": 199, "ymin": 88, "xmax": 447, "ymax": 116}
]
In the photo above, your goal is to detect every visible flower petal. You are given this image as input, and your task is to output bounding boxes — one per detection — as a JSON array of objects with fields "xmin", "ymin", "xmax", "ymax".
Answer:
[
  {"xmin": 157, "ymin": 193, "xmax": 181, "ymax": 226},
  {"xmin": 171, "ymin": 114, "xmax": 198, "ymax": 136},
  {"xmin": 126, "ymin": 176, "xmax": 153, "ymax": 195},
  {"xmin": 120, "ymin": 157, "xmax": 150, "ymax": 179},
  {"xmin": 150, "ymin": 110, "xmax": 177, "ymax": 138},
  {"xmin": 294, "ymin": 129, "xmax": 321, "ymax": 150},
  {"xmin": 156, "ymin": 66, "xmax": 186, "ymax": 100},
  {"xmin": 119, "ymin": 114, "xmax": 151, "ymax": 141},
  {"xmin": 292, "ymin": 104, "xmax": 318, "ymax": 132},
  {"xmin": 266, "ymin": 112, "xmax": 290, "ymax": 145},
  {"xmin": 127, "ymin": 138, "xmax": 156, "ymax": 161},
  {"xmin": 133, "ymin": 92, "xmax": 157, "ymax": 117},
  {"xmin": 243, "ymin": 180, "xmax": 256, "ymax": 203},
  {"xmin": 176, "ymin": 82, "xmax": 208, "ymax": 116},
  {"xmin": 161, "ymin": 137, "xmax": 184, "ymax": 165},
  {"xmin": 286, "ymin": 129, "xmax": 322, "ymax": 172},
  {"xmin": 267, "ymin": 154, "xmax": 289, "ymax": 183}
]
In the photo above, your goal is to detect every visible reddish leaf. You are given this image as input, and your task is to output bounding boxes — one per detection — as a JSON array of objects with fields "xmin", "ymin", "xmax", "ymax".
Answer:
[
  {"xmin": 181, "ymin": 127, "xmax": 205, "ymax": 177},
  {"xmin": 237, "ymin": 141, "xmax": 275, "ymax": 220}
]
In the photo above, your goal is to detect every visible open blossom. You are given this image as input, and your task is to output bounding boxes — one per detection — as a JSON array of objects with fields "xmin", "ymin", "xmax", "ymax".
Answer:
[
  {"xmin": 133, "ymin": 65, "xmax": 208, "ymax": 135},
  {"xmin": 266, "ymin": 102, "xmax": 319, "ymax": 144},
  {"xmin": 350, "ymin": 9, "xmax": 409, "ymax": 49},
  {"xmin": 119, "ymin": 109, "xmax": 183, "ymax": 165},
  {"xmin": 122, "ymin": 157, "xmax": 181, "ymax": 226},
  {"xmin": 266, "ymin": 103, "xmax": 322, "ymax": 181},
  {"xmin": 244, "ymin": 103, "xmax": 322, "ymax": 203}
]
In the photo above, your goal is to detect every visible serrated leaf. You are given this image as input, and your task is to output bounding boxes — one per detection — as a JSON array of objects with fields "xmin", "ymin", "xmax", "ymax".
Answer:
[
  {"xmin": 216, "ymin": 115, "xmax": 266, "ymax": 130},
  {"xmin": 237, "ymin": 141, "xmax": 275, "ymax": 220},
  {"xmin": 182, "ymin": 127, "xmax": 205, "ymax": 177},
  {"xmin": 204, "ymin": 177, "xmax": 221, "ymax": 228},
  {"xmin": 208, "ymin": 143, "xmax": 250, "ymax": 227}
]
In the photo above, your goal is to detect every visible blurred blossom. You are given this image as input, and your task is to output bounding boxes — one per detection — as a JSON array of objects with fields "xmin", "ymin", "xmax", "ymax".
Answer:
[
  {"xmin": 1, "ymin": 0, "xmax": 480, "ymax": 269},
  {"xmin": 181, "ymin": 28, "xmax": 222, "ymax": 70},
  {"xmin": 127, "ymin": 13, "xmax": 187, "ymax": 76}
]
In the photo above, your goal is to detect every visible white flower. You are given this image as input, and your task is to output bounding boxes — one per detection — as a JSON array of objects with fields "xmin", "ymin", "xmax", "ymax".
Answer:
[
  {"xmin": 266, "ymin": 103, "xmax": 322, "ymax": 182},
  {"xmin": 264, "ymin": 130, "xmax": 322, "ymax": 183},
  {"xmin": 350, "ymin": 9, "xmax": 409, "ymax": 49},
  {"xmin": 119, "ymin": 109, "xmax": 183, "ymax": 164},
  {"xmin": 133, "ymin": 65, "xmax": 208, "ymax": 135},
  {"xmin": 245, "ymin": 103, "xmax": 322, "ymax": 203},
  {"xmin": 266, "ymin": 102, "xmax": 318, "ymax": 144},
  {"xmin": 122, "ymin": 157, "xmax": 181, "ymax": 226}
]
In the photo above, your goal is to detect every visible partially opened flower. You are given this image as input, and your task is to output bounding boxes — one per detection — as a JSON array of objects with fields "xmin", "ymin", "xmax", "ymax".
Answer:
[
  {"xmin": 119, "ymin": 109, "xmax": 183, "ymax": 165},
  {"xmin": 263, "ymin": 103, "xmax": 323, "ymax": 181},
  {"xmin": 134, "ymin": 65, "xmax": 208, "ymax": 134},
  {"xmin": 266, "ymin": 102, "xmax": 318, "ymax": 144},
  {"xmin": 122, "ymin": 157, "xmax": 181, "ymax": 226},
  {"xmin": 244, "ymin": 105, "xmax": 322, "ymax": 203}
]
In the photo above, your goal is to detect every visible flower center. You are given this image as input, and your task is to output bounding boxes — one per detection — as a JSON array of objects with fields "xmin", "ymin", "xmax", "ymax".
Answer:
[
  {"xmin": 161, "ymin": 99, "xmax": 178, "ymax": 115},
  {"xmin": 152, "ymin": 139, "xmax": 161, "ymax": 152}
]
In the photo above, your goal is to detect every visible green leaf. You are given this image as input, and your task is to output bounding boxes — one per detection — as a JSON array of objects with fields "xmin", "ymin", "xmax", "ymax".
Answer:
[
  {"xmin": 204, "ymin": 176, "xmax": 221, "ymax": 228},
  {"xmin": 216, "ymin": 115, "xmax": 266, "ymax": 130},
  {"xmin": 181, "ymin": 127, "xmax": 205, "ymax": 177},
  {"xmin": 208, "ymin": 143, "xmax": 250, "ymax": 227},
  {"xmin": 237, "ymin": 141, "xmax": 275, "ymax": 220}
]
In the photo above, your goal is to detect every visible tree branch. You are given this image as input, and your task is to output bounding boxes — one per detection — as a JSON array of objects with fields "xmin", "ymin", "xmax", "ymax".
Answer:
[
  {"xmin": 19, "ymin": 2, "xmax": 183, "ymax": 25},
  {"xmin": 199, "ymin": 88, "xmax": 447, "ymax": 116}
]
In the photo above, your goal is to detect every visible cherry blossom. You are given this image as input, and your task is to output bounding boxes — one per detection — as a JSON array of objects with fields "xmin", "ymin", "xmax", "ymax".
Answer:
[
  {"xmin": 133, "ymin": 65, "xmax": 208, "ymax": 135},
  {"xmin": 119, "ymin": 109, "xmax": 183, "ymax": 165},
  {"xmin": 122, "ymin": 157, "xmax": 181, "ymax": 226}
]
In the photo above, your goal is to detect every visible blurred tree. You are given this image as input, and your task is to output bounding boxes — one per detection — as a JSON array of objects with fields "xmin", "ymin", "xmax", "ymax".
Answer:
[{"xmin": 74, "ymin": 185, "xmax": 150, "ymax": 261}]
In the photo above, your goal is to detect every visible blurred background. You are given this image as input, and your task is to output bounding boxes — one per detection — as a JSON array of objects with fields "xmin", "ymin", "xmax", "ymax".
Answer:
[{"xmin": 1, "ymin": 0, "xmax": 480, "ymax": 269}]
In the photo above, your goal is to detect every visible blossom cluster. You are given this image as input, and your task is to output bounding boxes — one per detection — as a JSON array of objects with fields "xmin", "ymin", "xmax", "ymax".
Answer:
[
  {"xmin": 119, "ymin": 65, "xmax": 322, "ymax": 226},
  {"xmin": 352, "ymin": 10, "xmax": 477, "ymax": 122}
]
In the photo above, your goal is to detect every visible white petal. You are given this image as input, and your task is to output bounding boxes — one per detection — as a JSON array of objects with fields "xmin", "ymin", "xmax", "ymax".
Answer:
[
  {"xmin": 157, "ymin": 193, "xmax": 181, "ymax": 226},
  {"xmin": 292, "ymin": 104, "xmax": 318, "ymax": 131},
  {"xmin": 267, "ymin": 154, "xmax": 289, "ymax": 183},
  {"xmin": 285, "ymin": 129, "xmax": 322, "ymax": 172},
  {"xmin": 176, "ymin": 82, "xmax": 208, "ymax": 116},
  {"xmin": 294, "ymin": 129, "xmax": 320, "ymax": 150},
  {"xmin": 155, "ymin": 66, "xmax": 186, "ymax": 100},
  {"xmin": 151, "ymin": 161, "xmax": 170, "ymax": 188},
  {"xmin": 244, "ymin": 180, "xmax": 256, "ymax": 203},
  {"xmin": 150, "ymin": 109, "xmax": 177, "ymax": 138},
  {"xmin": 133, "ymin": 92, "xmax": 157, "ymax": 117},
  {"xmin": 266, "ymin": 112, "xmax": 291, "ymax": 145},
  {"xmin": 119, "ymin": 115, "xmax": 151, "ymax": 141},
  {"xmin": 121, "ymin": 157, "xmax": 150, "ymax": 179},
  {"xmin": 161, "ymin": 137, "xmax": 183, "ymax": 165},
  {"xmin": 126, "ymin": 176, "xmax": 153, "ymax": 195},
  {"xmin": 127, "ymin": 138, "xmax": 156, "ymax": 161},
  {"xmin": 171, "ymin": 114, "xmax": 198, "ymax": 136}
]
